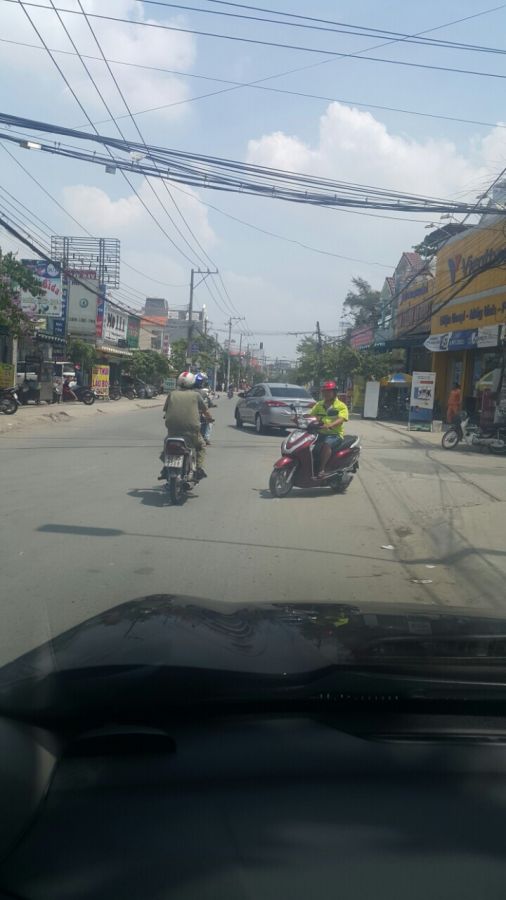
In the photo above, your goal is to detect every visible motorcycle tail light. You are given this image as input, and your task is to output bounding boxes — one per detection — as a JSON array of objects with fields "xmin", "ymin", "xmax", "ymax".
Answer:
[
  {"xmin": 165, "ymin": 444, "xmax": 185, "ymax": 455},
  {"xmin": 335, "ymin": 448, "xmax": 352, "ymax": 458}
]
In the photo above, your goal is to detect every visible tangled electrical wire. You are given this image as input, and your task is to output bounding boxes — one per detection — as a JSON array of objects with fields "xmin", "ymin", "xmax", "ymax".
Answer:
[{"xmin": 1, "ymin": 111, "xmax": 504, "ymax": 216}]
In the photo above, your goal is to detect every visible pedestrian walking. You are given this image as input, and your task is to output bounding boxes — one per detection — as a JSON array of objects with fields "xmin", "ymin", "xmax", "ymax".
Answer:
[{"xmin": 446, "ymin": 382, "xmax": 461, "ymax": 423}]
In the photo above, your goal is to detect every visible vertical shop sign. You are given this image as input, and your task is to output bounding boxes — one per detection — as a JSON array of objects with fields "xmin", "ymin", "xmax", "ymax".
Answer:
[
  {"xmin": 409, "ymin": 372, "xmax": 437, "ymax": 432},
  {"xmin": 91, "ymin": 365, "xmax": 110, "ymax": 398},
  {"xmin": 96, "ymin": 285, "xmax": 106, "ymax": 339}
]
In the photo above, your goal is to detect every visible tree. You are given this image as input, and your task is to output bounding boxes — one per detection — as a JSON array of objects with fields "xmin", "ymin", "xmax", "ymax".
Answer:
[
  {"xmin": 0, "ymin": 250, "xmax": 42, "ymax": 337},
  {"xmin": 342, "ymin": 277, "xmax": 381, "ymax": 328},
  {"xmin": 124, "ymin": 349, "xmax": 172, "ymax": 383},
  {"xmin": 67, "ymin": 338, "xmax": 97, "ymax": 372},
  {"xmin": 413, "ymin": 224, "xmax": 470, "ymax": 260}
]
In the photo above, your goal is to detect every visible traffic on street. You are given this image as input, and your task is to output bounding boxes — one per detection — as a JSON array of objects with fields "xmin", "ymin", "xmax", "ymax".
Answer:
[{"xmin": 3, "ymin": 2, "xmax": 506, "ymax": 897}]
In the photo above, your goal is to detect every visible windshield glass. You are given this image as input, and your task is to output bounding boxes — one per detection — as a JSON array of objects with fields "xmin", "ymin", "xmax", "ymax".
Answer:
[
  {"xmin": 1, "ymin": 1, "xmax": 506, "ymax": 720},
  {"xmin": 270, "ymin": 387, "xmax": 312, "ymax": 398}
]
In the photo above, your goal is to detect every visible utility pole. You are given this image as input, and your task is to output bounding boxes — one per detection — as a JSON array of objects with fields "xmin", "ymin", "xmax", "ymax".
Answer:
[
  {"xmin": 186, "ymin": 268, "xmax": 195, "ymax": 364},
  {"xmin": 213, "ymin": 332, "xmax": 219, "ymax": 391},
  {"xmin": 316, "ymin": 320, "xmax": 323, "ymax": 396},
  {"xmin": 225, "ymin": 316, "xmax": 244, "ymax": 389},
  {"xmin": 237, "ymin": 332, "xmax": 243, "ymax": 389},
  {"xmin": 186, "ymin": 268, "xmax": 218, "ymax": 365}
]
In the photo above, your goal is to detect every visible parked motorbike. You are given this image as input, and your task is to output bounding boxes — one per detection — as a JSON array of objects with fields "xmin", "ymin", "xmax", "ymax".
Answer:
[
  {"xmin": 17, "ymin": 380, "xmax": 40, "ymax": 405},
  {"xmin": 62, "ymin": 383, "xmax": 97, "ymax": 406},
  {"xmin": 269, "ymin": 408, "xmax": 361, "ymax": 497},
  {"xmin": 109, "ymin": 383, "xmax": 121, "ymax": 401},
  {"xmin": 162, "ymin": 435, "xmax": 199, "ymax": 505},
  {"xmin": 442, "ymin": 414, "xmax": 506, "ymax": 454},
  {"xmin": 0, "ymin": 387, "xmax": 21, "ymax": 415}
]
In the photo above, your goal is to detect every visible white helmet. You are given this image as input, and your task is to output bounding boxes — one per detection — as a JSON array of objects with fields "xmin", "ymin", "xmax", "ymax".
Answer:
[{"xmin": 177, "ymin": 371, "xmax": 196, "ymax": 389}]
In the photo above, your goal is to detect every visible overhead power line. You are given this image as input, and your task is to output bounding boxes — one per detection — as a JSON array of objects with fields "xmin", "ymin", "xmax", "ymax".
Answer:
[
  {"xmin": 1, "ymin": 112, "xmax": 501, "ymax": 216},
  {"xmin": 16, "ymin": 0, "xmax": 203, "ymax": 270},
  {"xmin": 0, "ymin": 144, "xmax": 187, "ymax": 291},
  {"xmin": 5, "ymin": 1, "xmax": 506, "ymax": 84},
  {"xmin": 61, "ymin": 0, "xmax": 244, "ymax": 321},
  {"xmin": 130, "ymin": 0, "xmax": 506, "ymax": 58}
]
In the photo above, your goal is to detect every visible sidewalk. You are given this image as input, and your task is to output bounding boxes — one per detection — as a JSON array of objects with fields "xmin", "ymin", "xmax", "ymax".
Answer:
[
  {"xmin": 349, "ymin": 413, "xmax": 444, "ymax": 446},
  {"xmin": 0, "ymin": 397, "xmax": 164, "ymax": 436}
]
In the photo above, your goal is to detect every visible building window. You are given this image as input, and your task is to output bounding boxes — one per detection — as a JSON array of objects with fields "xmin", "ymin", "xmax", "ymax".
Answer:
[{"xmin": 151, "ymin": 334, "xmax": 162, "ymax": 350}]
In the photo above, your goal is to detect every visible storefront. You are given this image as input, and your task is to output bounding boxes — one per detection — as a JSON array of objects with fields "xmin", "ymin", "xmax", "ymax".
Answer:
[{"xmin": 427, "ymin": 217, "xmax": 506, "ymax": 416}]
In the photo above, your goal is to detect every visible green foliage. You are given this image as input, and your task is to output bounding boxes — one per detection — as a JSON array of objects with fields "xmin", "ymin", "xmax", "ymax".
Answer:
[
  {"xmin": 294, "ymin": 337, "xmax": 405, "ymax": 387},
  {"xmin": 124, "ymin": 349, "xmax": 172, "ymax": 383},
  {"xmin": 343, "ymin": 277, "xmax": 381, "ymax": 328},
  {"xmin": 413, "ymin": 224, "xmax": 470, "ymax": 260},
  {"xmin": 67, "ymin": 338, "xmax": 97, "ymax": 371},
  {"xmin": 0, "ymin": 250, "xmax": 41, "ymax": 337}
]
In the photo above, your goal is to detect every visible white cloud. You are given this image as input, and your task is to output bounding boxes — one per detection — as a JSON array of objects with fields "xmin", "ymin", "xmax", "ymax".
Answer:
[
  {"xmin": 0, "ymin": 0, "xmax": 195, "ymax": 122},
  {"xmin": 246, "ymin": 102, "xmax": 502, "ymax": 203}
]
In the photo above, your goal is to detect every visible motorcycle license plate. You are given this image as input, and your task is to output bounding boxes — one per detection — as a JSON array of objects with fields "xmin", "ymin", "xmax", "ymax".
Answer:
[{"xmin": 166, "ymin": 456, "xmax": 184, "ymax": 467}]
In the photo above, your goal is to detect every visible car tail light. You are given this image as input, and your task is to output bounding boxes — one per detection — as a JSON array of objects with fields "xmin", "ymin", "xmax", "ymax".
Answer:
[{"xmin": 265, "ymin": 400, "xmax": 288, "ymax": 407}]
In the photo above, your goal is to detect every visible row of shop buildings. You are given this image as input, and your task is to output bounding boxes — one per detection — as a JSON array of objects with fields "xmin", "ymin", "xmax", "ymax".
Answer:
[
  {"xmin": 0, "ymin": 238, "xmax": 205, "ymax": 395},
  {"xmin": 347, "ymin": 215, "xmax": 506, "ymax": 421}
]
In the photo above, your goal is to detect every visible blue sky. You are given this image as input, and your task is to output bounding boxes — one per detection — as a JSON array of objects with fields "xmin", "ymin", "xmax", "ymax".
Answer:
[{"xmin": 1, "ymin": 0, "xmax": 506, "ymax": 357}]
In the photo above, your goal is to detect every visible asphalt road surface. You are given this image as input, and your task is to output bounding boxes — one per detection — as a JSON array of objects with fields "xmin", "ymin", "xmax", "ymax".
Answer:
[{"xmin": 1, "ymin": 397, "xmax": 505, "ymax": 665}]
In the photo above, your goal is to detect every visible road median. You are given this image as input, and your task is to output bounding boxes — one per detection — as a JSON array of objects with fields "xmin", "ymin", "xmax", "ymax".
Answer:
[{"xmin": 0, "ymin": 398, "xmax": 164, "ymax": 436}]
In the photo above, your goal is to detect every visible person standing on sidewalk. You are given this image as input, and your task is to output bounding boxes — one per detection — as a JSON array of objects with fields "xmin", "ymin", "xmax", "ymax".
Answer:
[{"xmin": 446, "ymin": 383, "xmax": 461, "ymax": 423}]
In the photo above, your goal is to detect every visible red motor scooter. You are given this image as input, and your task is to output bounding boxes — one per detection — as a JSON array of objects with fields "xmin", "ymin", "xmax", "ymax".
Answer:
[{"xmin": 269, "ymin": 408, "xmax": 361, "ymax": 497}]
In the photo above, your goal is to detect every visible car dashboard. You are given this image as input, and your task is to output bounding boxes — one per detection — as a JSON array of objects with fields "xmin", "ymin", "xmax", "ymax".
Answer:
[{"xmin": 1, "ymin": 707, "xmax": 506, "ymax": 899}]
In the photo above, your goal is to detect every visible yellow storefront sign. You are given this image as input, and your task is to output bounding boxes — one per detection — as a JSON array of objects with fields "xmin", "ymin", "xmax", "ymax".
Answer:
[
  {"xmin": 431, "ymin": 294, "xmax": 506, "ymax": 334},
  {"xmin": 395, "ymin": 282, "xmax": 433, "ymax": 337},
  {"xmin": 0, "ymin": 363, "xmax": 15, "ymax": 388},
  {"xmin": 431, "ymin": 219, "xmax": 506, "ymax": 334},
  {"xmin": 91, "ymin": 365, "xmax": 110, "ymax": 397}
]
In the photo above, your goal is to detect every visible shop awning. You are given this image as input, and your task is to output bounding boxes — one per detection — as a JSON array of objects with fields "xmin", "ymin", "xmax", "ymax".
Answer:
[
  {"xmin": 425, "ymin": 324, "xmax": 501, "ymax": 352},
  {"xmin": 95, "ymin": 344, "xmax": 133, "ymax": 358},
  {"xmin": 34, "ymin": 331, "xmax": 66, "ymax": 346},
  {"xmin": 380, "ymin": 373, "xmax": 413, "ymax": 387}
]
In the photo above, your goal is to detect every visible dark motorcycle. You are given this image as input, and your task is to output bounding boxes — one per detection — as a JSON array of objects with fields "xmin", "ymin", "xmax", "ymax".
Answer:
[
  {"xmin": 0, "ymin": 387, "xmax": 21, "ymax": 415},
  {"xmin": 162, "ymin": 435, "xmax": 199, "ymax": 505},
  {"xmin": 269, "ymin": 408, "xmax": 361, "ymax": 498},
  {"xmin": 442, "ymin": 413, "xmax": 506, "ymax": 455},
  {"xmin": 62, "ymin": 383, "xmax": 96, "ymax": 406}
]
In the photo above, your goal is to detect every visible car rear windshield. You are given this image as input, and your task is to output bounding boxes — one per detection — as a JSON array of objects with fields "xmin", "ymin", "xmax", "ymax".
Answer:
[{"xmin": 270, "ymin": 388, "xmax": 311, "ymax": 398}]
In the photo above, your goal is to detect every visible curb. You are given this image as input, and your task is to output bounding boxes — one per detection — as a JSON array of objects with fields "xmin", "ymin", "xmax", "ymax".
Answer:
[{"xmin": 0, "ymin": 399, "xmax": 164, "ymax": 436}]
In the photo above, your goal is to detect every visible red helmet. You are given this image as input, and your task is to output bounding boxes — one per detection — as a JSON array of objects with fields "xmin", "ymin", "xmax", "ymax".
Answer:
[{"xmin": 322, "ymin": 380, "xmax": 337, "ymax": 391}]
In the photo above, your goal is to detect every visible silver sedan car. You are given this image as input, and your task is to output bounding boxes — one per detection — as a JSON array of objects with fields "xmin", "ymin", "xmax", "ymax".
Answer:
[{"xmin": 234, "ymin": 383, "xmax": 315, "ymax": 433}]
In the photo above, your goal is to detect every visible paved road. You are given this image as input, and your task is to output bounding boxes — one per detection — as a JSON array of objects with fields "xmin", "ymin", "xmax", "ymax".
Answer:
[{"xmin": 1, "ymin": 398, "xmax": 505, "ymax": 665}]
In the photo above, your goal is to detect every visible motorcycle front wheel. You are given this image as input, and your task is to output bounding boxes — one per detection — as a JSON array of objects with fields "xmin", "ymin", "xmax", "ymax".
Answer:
[
  {"xmin": 0, "ymin": 397, "xmax": 17, "ymax": 415},
  {"xmin": 269, "ymin": 468, "xmax": 294, "ymax": 497},
  {"xmin": 169, "ymin": 474, "xmax": 185, "ymax": 505},
  {"xmin": 81, "ymin": 390, "xmax": 95, "ymax": 406},
  {"xmin": 441, "ymin": 428, "xmax": 460, "ymax": 450}
]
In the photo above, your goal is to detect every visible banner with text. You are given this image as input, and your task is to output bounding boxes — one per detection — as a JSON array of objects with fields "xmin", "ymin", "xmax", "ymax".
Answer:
[
  {"xmin": 408, "ymin": 371, "xmax": 437, "ymax": 432},
  {"xmin": 91, "ymin": 365, "xmax": 110, "ymax": 398}
]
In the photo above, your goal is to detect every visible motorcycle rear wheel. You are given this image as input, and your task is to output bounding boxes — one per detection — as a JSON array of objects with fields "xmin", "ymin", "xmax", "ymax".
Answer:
[
  {"xmin": 329, "ymin": 475, "xmax": 349, "ymax": 493},
  {"xmin": 0, "ymin": 397, "xmax": 17, "ymax": 415},
  {"xmin": 169, "ymin": 475, "xmax": 185, "ymax": 505},
  {"xmin": 442, "ymin": 428, "xmax": 460, "ymax": 450},
  {"xmin": 269, "ymin": 468, "xmax": 294, "ymax": 497},
  {"xmin": 82, "ymin": 391, "xmax": 95, "ymax": 406}
]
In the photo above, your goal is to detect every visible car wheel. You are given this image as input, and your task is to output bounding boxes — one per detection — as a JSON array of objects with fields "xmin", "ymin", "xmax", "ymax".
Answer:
[
  {"xmin": 235, "ymin": 409, "xmax": 243, "ymax": 428},
  {"xmin": 255, "ymin": 414, "xmax": 265, "ymax": 434}
]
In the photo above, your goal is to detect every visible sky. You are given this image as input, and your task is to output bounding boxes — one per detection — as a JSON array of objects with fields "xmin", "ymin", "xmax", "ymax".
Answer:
[{"xmin": 1, "ymin": 0, "xmax": 506, "ymax": 358}]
